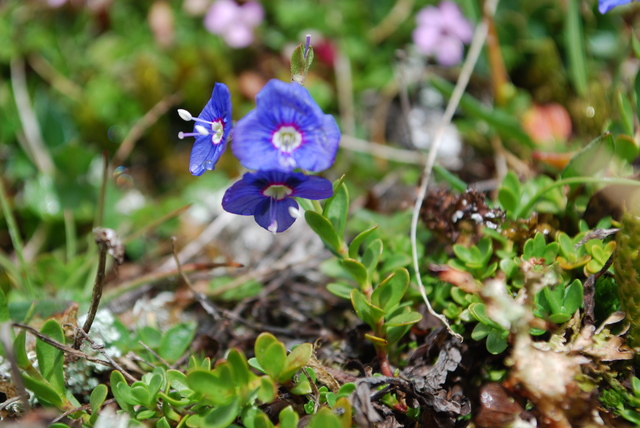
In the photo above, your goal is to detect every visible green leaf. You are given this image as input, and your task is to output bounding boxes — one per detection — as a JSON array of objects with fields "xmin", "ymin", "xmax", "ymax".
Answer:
[
  {"xmin": 131, "ymin": 385, "xmax": 152, "ymax": 408},
  {"xmin": 0, "ymin": 289, "xmax": 9, "ymax": 323},
  {"xmin": 361, "ymin": 238, "xmax": 383, "ymax": 279},
  {"xmin": 323, "ymin": 183, "xmax": 349, "ymax": 239},
  {"xmin": 186, "ymin": 369, "xmax": 236, "ymax": 406},
  {"xmin": 158, "ymin": 322, "xmax": 196, "ymax": 363},
  {"xmin": 565, "ymin": 0, "xmax": 588, "ymax": 96},
  {"xmin": 90, "ymin": 384, "xmax": 108, "ymax": 414},
  {"xmin": 326, "ymin": 282, "xmax": 356, "ymax": 299},
  {"xmin": 468, "ymin": 303, "xmax": 504, "ymax": 331},
  {"xmin": 385, "ymin": 324, "xmax": 411, "ymax": 346},
  {"xmin": 258, "ymin": 376, "xmax": 276, "ymax": 403},
  {"xmin": 305, "ymin": 210, "xmax": 343, "ymax": 255},
  {"xmin": 561, "ymin": 132, "xmax": 614, "ymax": 180},
  {"xmin": 21, "ymin": 374, "xmax": 64, "ymax": 407},
  {"xmin": 253, "ymin": 412, "xmax": 276, "ymax": 428},
  {"xmin": 261, "ymin": 342, "xmax": 287, "ymax": 380},
  {"xmin": 486, "ymin": 328, "xmax": 509, "ymax": 355},
  {"xmin": 384, "ymin": 311, "xmax": 422, "ymax": 327},
  {"xmin": 13, "ymin": 331, "xmax": 31, "ymax": 370},
  {"xmin": 498, "ymin": 171, "xmax": 521, "ymax": 217},
  {"xmin": 340, "ymin": 258, "xmax": 368, "ymax": 288},
  {"xmin": 156, "ymin": 417, "xmax": 172, "ymax": 428},
  {"xmin": 254, "ymin": 332, "xmax": 279, "ymax": 362},
  {"xmin": 227, "ymin": 348, "xmax": 251, "ymax": 386},
  {"xmin": 471, "ymin": 322, "xmax": 491, "ymax": 341},
  {"xmin": 279, "ymin": 343, "xmax": 313, "ymax": 383},
  {"xmin": 202, "ymin": 398, "xmax": 240, "ymax": 428},
  {"xmin": 307, "ymin": 407, "xmax": 343, "ymax": 428},
  {"xmin": 348, "ymin": 225, "xmax": 378, "ymax": 259},
  {"xmin": 279, "ymin": 406, "xmax": 300, "ymax": 428},
  {"xmin": 563, "ymin": 279, "xmax": 584, "ymax": 315},
  {"xmin": 36, "ymin": 319, "xmax": 66, "ymax": 395},
  {"xmin": 166, "ymin": 369, "xmax": 190, "ymax": 393},
  {"xmin": 290, "ymin": 40, "xmax": 314, "ymax": 85},
  {"xmin": 350, "ymin": 289, "xmax": 385, "ymax": 328},
  {"xmin": 290, "ymin": 377, "xmax": 312, "ymax": 395},
  {"xmin": 110, "ymin": 370, "xmax": 135, "ymax": 413},
  {"xmin": 618, "ymin": 91, "xmax": 635, "ymax": 136},
  {"xmin": 371, "ymin": 268, "xmax": 410, "ymax": 312}
]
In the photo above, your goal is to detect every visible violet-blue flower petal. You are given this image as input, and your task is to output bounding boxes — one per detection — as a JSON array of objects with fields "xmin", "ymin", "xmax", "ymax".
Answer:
[{"xmin": 599, "ymin": 0, "xmax": 634, "ymax": 13}]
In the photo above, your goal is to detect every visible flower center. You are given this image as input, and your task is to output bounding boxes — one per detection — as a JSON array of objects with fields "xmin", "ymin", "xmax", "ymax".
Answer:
[
  {"xmin": 272, "ymin": 126, "xmax": 302, "ymax": 153},
  {"xmin": 211, "ymin": 120, "xmax": 224, "ymax": 144},
  {"xmin": 263, "ymin": 184, "xmax": 293, "ymax": 200}
]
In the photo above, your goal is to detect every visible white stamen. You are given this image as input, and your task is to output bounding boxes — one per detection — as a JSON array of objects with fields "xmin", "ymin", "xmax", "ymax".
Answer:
[
  {"xmin": 268, "ymin": 221, "xmax": 278, "ymax": 234},
  {"xmin": 178, "ymin": 109, "xmax": 193, "ymax": 121},
  {"xmin": 288, "ymin": 207, "xmax": 300, "ymax": 218},
  {"xmin": 178, "ymin": 132, "xmax": 185, "ymax": 139},
  {"xmin": 195, "ymin": 125, "xmax": 209, "ymax": 136}
]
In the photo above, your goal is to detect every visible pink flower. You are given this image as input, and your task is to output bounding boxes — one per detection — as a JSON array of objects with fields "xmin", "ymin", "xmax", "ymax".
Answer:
[
  {"xmin": 204, "ymin": 0, "xmax": 263, "ymax": 48},
  {"xmin": 412, "ymin": 1, "xmax": 473, "ymax": 66}
]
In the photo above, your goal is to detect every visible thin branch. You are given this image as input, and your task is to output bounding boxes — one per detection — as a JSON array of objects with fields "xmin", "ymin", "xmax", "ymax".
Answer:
[
  {"xmin": 50, "ymin": 399, "xmax": 117, "ymax": 424},
  {"xmin": 74, "ymin": 234, "xmax": 108, "ymax": 350},
  {"xmin": 138, "ymin": 340, "xmax": 171, "ymax": 367},
  {"xmin": 410, "ymin": 0, "xmax": 500, "ymax": 341},
  {"xmin": 340, "ymin": 135, "xmax": 426, "ymax": 165},
  {"xmin": 12, "ymin": 323, "xmax": 113, "ymax": 369},
  {"xmin": 73, "ymin": 327, "xmax": 138, "ymax": 383}
]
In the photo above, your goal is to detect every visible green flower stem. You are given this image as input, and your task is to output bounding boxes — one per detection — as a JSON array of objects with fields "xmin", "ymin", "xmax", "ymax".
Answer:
[
  {"xmin": 311, "ymin": 199, "xmax": 323, "ymax": 213},
  {"xmin": 519, "ymin": 176, "xmax": 640, "ymax": 219}
]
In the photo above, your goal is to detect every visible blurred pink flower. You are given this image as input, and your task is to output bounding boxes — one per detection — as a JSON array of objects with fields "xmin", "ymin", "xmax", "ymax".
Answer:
[
  {"xmin": 412, "ymin": 1, "xmax": 473, "ymax": 66},
  {"xmin": 204, "ymin": 0, "xmax": 263, "ymax": 48}
]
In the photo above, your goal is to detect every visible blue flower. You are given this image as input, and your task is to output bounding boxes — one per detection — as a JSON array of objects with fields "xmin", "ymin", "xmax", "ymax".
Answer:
[
  {"xmin": 222, "ymin": 170, "xmax": 333, "ymax": 233},
  {"xmin": 178, "ymin": 83, "xmax": 232, "ymax": 176},
  {"xmin": 599, "ymin": 0, "xmax": 635, "ymax": 13},
  {"xmin": 232, "ymin": 79, "xmax": 341, "ymax": 173}
]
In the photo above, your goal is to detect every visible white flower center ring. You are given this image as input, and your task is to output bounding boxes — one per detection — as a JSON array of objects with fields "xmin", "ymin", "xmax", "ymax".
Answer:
[
  {"xmin": 263, "ymin": 184, "xmax": 293, "ymax": 200},
  {"xmin": 272, "ymin": 126, "xmax": 302, "ymax": 153}
]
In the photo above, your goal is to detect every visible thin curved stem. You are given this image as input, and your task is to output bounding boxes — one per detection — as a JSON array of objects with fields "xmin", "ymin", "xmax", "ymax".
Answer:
[{"xmin": 410, "ymin": 0, "xmax": 500, "ymax": 342}]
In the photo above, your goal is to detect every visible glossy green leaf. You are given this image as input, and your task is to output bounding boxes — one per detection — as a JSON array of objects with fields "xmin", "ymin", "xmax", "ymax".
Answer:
[
  {"xmin": 307, "ymin": 407, "xmax": 343, "ymax": 428},
  {"xmin": 279, "ymin": 343, "xmax": 312, "ymax": 382},
  {"xmin": 254, "ymin": 332, "xmax": 279, "ymax": 362},
  {"xmin": 564, "ymin": 279, "xmax": 584, "ymax": 315},
  {"xmin": 261, "ymin": 342, "xmax": 287, "ymax": 380},
  {"xmin": 279, "ymin": 405, "xmax": 300, "ymax": 428},
  {"xmin": 258, "ymin": 376, "xmax": 276, "ymax": 403},
  {"xmin": 561, "ymin": 132, "xmax": 614, "ymax": 180},
  {"xmin": 323, "ymin": 182, "xmax": 349, "ymax": 239},
  {"xmin": 364, "ymin": 333, "xmax": 388, "ymax": 346},
  {"xmin": 371, "ymin": 268, "xmax": 409, "ymax": 312},
  {"xmin": 21, "ymin": 374, "xmax": 63, "ymax": 407},
  {"xmin": 253, "ymin": 412, "xmax": 276, "ymax": 428},
  {"xmin": 385, "ymin": 324, "xmax": 412, "ymax": 346},
  {"xmin": 290, "ymin": 377, "xmax": 312, "ymax": 395},
  {"xmin": 110, "ymin": 370, "xmax": 135, "ymax": 413},
  {"xmin": 13, "ymin": 331, "xmax": 30, "ymax": 370},
  {"xmin": 340, "ymin": 258, "xmax": 368, "ymax": 288},
  {"xmin": 202, "ymin": 398, "xmax": 240, "ymax": 428},
  {"xmin": 131, "ymin": 385, "xmax": 151, "ymax": 408},
  {"xmin": 186, "ymin": 369, "xmax": 235, "ymax": 406},
  {"xmin": 166, "ymin": 369, "xmax": 190, "ymax": 393},
  {"xmin": 361, "ymin": 238, "xmax": 383, "ymax": 279},
  {"xmin": 90, "ymin": 384, "xmax": 108, "ymax": 414},
  {"xmin": 468, "ymin": 303, "xmax": 504, "ymax": 331},
  {"xmin": 471, "ymin": 322, "xmax": 491, "ymax": 341},
  {"xmin": 384, "ymin": 311, "xmax": 422, "ymax": 327},
  {"xmin": 156, "ymin": 417, "xmax": 172, "ymax": 428},
  {"xmin": 326, "ymin": 282, "xmax": 356, "ymax": 299},
  {"xmin": 227, "ymin": 348, "xmax": 251, "ymax": 386},
  {"xmin": 498, "ymin": 171, "xmax": 521, "ymax": 217},
  {"xmin": 158, "ymin": 322, "xmax": 196, "ymax": 363},
  {"xmin": 350, "ymin": 289, "xmax": 385, "ymax": 328},
  {"xmin": 348, "ymin": 225, "xmax": 378, "ymax": 259},
  {"xmin": 36, "ymin": 319, "xmax": 65, "ymax": 395},
  {"xmin": 486, "ymin": 328, "xmax": 509, "ymax": 355},
  {"xmin": 305, "ymin": 210, "xmax": 343, "ymax": 255}
]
